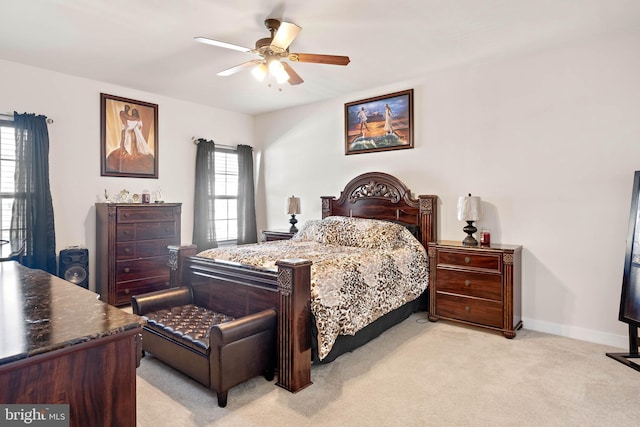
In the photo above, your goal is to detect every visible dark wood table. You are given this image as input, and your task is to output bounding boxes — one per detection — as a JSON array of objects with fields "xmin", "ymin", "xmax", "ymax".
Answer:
[{"xmin": 0, "ymin": 261, "xmax": 144, "ymax": 426}]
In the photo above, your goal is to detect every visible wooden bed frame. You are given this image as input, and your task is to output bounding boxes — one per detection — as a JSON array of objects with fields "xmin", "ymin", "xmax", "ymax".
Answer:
[{"xmin": 168, "ymin": 172, "xmax": 438, "ymax": 393}]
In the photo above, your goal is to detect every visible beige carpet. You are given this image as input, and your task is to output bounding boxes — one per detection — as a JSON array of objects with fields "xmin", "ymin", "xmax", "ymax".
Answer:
[{"xmin": 135, "ymin": 313, "xmax": 640, "ymax": 426}]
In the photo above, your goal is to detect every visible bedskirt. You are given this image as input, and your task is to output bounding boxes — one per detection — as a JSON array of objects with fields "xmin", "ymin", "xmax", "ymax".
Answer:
[{"xmin": 311, "ymin": 289, "xmax": 429, "ymax": 364}]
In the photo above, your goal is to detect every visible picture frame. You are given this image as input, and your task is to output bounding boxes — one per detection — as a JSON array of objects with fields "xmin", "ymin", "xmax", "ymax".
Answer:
[
  {"xmin": 344, "ymin": 89, "xmax": 413, "ymax": 155},
  {"xmin": 100, "ymin": 93, "xmax": 158, "ymax": 178}
]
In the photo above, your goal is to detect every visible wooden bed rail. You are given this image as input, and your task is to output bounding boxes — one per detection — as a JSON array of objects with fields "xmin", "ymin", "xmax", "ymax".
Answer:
[{"xmin": 167, "ymin": 245, "xmax": 313, "ymax": 393}]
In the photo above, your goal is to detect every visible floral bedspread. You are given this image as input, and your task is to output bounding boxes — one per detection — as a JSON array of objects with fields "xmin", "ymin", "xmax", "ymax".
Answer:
[{"xmin": 196, "ymin": 216, "xmax": 429, "ymax": 360}]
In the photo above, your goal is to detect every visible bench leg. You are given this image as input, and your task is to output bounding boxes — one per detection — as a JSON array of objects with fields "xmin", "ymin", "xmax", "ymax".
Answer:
[
  {"xmin": 264, "ymin": 367, "xmax": 275, "ymax": 381},
  {"xmin": 216, "ymin": 391, "xmax": 228, "ymax": 408}
]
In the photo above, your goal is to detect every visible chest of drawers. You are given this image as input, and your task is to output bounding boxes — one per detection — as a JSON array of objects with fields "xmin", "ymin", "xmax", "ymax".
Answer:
[
  {"xmin": 427, "ymin": 240, "xmax": 522, "ymax": 338},
  {"xmin": 96, "ymin": 203, "xmax": 181, "ymax": 306}
]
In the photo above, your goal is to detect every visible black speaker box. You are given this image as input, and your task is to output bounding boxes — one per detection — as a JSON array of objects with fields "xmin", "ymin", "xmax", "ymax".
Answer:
[{"xmin": 58, "ymin": 247, "xmax": 89, "ymax": 289}]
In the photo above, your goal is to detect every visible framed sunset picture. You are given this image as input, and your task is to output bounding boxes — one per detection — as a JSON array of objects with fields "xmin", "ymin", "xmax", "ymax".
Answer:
[
  {"xmin": 100, "ymin": 93, "xmax": 158, "ymax": 178},
  {"xmin": 344, "ymin": 89, "xmax": 413, "ymax": 155}
]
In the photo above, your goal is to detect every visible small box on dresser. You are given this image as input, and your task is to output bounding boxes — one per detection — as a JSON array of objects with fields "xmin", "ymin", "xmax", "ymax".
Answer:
[
  {"xmin": 95, "ymin": 203, "xmax": 181, "ymax": 306},
  {"xmin": 427, "ymin": 240, "xmax": 522, "ymax": 338}
]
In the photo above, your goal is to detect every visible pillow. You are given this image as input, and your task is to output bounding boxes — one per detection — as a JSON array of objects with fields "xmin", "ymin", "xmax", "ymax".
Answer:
[
  {"xmin": 291, "ymin": 219, "xmax": 322, "ymax": 241},
  {"xmin": 315, "ymin": 216, "xmax": 405, "ymax": 250}
]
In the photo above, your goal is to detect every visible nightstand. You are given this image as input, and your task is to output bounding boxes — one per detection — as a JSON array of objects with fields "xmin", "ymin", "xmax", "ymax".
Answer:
[
  {"xmin": 427, "ymin": 240, "xmax": 522, "ymax": 338},
  {"xmin": 261, "ymin": 230, "xmax": 296, "ymax": 242}
]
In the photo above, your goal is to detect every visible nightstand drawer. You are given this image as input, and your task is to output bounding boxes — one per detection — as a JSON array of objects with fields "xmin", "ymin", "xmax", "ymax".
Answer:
[
  {"xmin": 436, "ymin": 293, "xmax": 503, "ymax": 328},
  {"xmin": 436, "ymin": 269, "xmax": 502, "ymax": 301},
  {"xmin": 437, "ymin": 249, "xmax": 501, "ymax": 273}
]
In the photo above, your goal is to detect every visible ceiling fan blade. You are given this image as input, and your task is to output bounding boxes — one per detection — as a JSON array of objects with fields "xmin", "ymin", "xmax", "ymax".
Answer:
[
  {"xmin": 194, "ymin": 36, "xmax": 252, "ymax": 53},
  {"xmin": 282, "ymin": 62, "xmax": 304, "ymax": 85},
  {"xmin": 217, "ymin": 60, "xmax": 262, "ymax": 77},
  {"xmin": 288, "ymin": 53, "xmax": 350, "ymax": 66},
  {"xmin": 270, "ymin": 22, "xmax": 301, "ymax": 53}
]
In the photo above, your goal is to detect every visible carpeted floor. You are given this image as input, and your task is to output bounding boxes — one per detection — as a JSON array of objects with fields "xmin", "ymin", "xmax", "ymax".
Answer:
[{"xmin": 135, "ymin": 313, "xmax": 640, "ymax": 426}]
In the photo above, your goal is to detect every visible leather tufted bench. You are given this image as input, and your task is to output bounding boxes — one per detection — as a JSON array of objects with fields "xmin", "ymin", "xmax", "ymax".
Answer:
[{"xmin": 132, "ymin": 287, "xmax": 277, "ymax": 407}]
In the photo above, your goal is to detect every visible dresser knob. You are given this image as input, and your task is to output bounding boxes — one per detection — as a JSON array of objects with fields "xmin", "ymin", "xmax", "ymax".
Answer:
[
  {"xmin": 465, "ymin": 256, "xmax": 471, "ymax": 263},
  {"xmin": 124, "ymin": 248, "xmax": 131, "ymax": 253},
  {"xmin": 465, "ymin": 280, "xmax": 471, "ymax": 287},
  {"xmin": 125, "ymin": 289, "xmax": 130, "ymax": 294},
  {"xmin": 465, "ymin": 305, "xmax": 470, "ymax": 312},
  {"xmin": 124, "ymin": 267, "xmax": 130, "ymax": 273}
]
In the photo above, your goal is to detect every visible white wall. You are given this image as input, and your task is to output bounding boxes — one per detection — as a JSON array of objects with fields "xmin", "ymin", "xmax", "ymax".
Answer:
[
  {"xmin": 0, "ymin": 59, "xmax": 255, "ymax": 291},
  {"xmin": 255, "ymin": 29, "xmax": 640, "ymax": 348}
]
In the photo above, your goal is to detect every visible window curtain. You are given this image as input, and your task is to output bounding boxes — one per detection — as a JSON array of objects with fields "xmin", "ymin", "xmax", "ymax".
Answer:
[
  {"xmin": 192, "ymin": 139, "xmax": 217, "ymax": 251},
  {"xmin": 10, "ymin": 112, "xmax": 57, "ymax": 273},
  {"xmin": 237, "ymin": 144, "xmax": 257, "ymax": 244}
]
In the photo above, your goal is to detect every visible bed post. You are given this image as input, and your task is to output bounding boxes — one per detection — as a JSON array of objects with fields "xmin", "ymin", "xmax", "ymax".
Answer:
[
  {"xmin": 275, "ymin": 258, "xmax": 313, "ymax": 393},
  {"xmin": 168, "ymin": 245, "xmax": 197, "ymax": 287}
]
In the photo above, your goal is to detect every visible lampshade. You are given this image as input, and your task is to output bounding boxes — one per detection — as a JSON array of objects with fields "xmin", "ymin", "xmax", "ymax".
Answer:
[
  {"xmin": 457, "ymin": 194, "xmax": 482, "ymax": 221},
  {"xmin": 286, "ymin": 196, "xmax": 301, "ymax": 215},
  {"xmin": 251, "ymin": 62, "xmax": 268, "ymax": 82},
  {"xmin": 268, "ymin": 59, "xmax": 290, "ymax": 84}
]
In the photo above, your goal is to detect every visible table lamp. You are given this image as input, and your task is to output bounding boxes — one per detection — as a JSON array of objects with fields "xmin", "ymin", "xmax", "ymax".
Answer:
[
  {"xmin": 286, "ymin": 196, "xmax": 301, "ymax": 233},
  {"xmin": 457, "ymin": 194, "xmax": 482, "ymax": 246}
]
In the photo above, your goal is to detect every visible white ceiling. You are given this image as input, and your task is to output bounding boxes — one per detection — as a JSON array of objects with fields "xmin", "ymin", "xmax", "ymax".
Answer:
[{"xmin": 1, "ymin": 0, "xmax": 639, "ymax": 116}]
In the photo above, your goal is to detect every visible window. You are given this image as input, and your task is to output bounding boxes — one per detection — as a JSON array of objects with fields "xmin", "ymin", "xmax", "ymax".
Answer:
[
  {"xmin": 214, "ymin": 148, "xmax": 238, "ymax": 244},
  {"xmin": 0, "ymin": 120, "xmax": 15, "ymax": 242}
]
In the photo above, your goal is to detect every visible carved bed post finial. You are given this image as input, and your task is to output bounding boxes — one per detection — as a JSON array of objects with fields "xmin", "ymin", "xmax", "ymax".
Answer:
[{"xmin": 168, "ymin": 245, "xmax": 197, "ymax": 287}]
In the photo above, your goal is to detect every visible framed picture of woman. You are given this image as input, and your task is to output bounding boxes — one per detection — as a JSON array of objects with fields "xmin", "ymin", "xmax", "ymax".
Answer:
[
  {"xmin": 100, "ymin": 93, "xmax": 159, "ymax": 178},
  {"xmin": 344, "ymin": 89, "xmax": 413, "ymax": 155}
]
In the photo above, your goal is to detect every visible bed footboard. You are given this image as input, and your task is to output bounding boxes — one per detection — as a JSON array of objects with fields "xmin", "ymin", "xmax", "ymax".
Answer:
[{"xmin": 167, "ymin": 245, "xmax": 313, "ymax": 393}]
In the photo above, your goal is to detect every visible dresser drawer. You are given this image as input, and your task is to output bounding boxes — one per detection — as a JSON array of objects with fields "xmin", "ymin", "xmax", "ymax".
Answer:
[
  {"xmin": 436, "ymin": 269, "xmax": 502, "ymax": 301},
  {"xmin": 116, "ymin": 239, "xmax": 176, "ymax": 260},
  {"xmin": 436, "ymin": 293, "xmax": 503, "ymax": 328},
  {"xmin": 115, "ymin": 256, "xmax": 170, "ymax": 282},
  {"xmin": 437, "ymin": 249, "xmax": 502, "ymax": 273},
  {"xmin": 115, "ymin": 277, "xmax": 171, "ymax": 306},
  {"xmin": 117, "ymin": 206, "xmax": 179, "ymax": 223},
  {"xmin": 116, "ymin": 222, "xmax": 177, "ymax": 242}
]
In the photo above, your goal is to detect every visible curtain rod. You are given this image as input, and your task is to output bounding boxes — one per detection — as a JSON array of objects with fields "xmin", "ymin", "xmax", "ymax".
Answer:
[
  {"xmin": 191, "ymin": 137, "xmax": 234, "ymax": 149},
  {"xmin": 1, "ymin": 112, "xmax": 54, "ymax": 124}
]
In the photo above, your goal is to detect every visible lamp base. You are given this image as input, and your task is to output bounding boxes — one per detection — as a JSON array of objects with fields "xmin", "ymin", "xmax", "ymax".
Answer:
[
  {"xmin": 462, "ymin": 221, "xmax": 478, "ymax": 246},
  {"xmin": 289, "ymin": 214, "xmax": 298, "ymax": 233}
]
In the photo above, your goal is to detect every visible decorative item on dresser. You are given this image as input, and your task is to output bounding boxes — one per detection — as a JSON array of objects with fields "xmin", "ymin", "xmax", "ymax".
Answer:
[
  {"xmin": 261, "ymin": 230, "xmax": 296, "ymax": 242},
  {"xmin": 427, "ymin": 240, "xmax": 522, "ymax": 338},
  {"xmin": 95, "ymin": 203, "xmax": 181, "ymax": 306}
]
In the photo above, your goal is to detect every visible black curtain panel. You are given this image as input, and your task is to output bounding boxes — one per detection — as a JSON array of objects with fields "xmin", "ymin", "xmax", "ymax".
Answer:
[
  {"xmin": 11, "ymin": 112, "xmax": 57, "ymax": 273},
  {"xmin": 192, "ymin": 139, "xmax": 217, "ymax": 251},
  {"xmin": 237, "ymin": 144, "xmax": 257, "ymax": 244}
]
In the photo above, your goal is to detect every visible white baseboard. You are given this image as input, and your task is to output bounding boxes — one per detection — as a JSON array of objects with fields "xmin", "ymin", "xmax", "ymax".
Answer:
[{"xmin": 522, "ymin": 317, "xmax": 629, "ymax": 350}]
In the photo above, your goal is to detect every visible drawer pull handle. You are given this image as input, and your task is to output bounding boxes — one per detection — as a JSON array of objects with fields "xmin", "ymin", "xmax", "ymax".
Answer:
[
  {"xmin": 465, "ymin": 280, "xmax": 471, "ymax": 287},
  {"xmin": 465, "ymin": 256, "xmax": 471, "ymax": 263},
  {"xmin": 124, "ymin": 248, "xmax": 131, "ymax": 253},
  {"xmin": 125, "ymin": 289, "xmax": 130, "ymax": 294},
  {"xmin": 465, "ymin": 305, "xmax": 470, "ymax": 312},
  {"xmin": 124, "ymin": 267, "xmax": 130, "ymax": 273}
]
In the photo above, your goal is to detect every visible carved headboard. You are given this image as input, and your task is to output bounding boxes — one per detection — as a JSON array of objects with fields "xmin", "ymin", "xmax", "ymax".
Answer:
[{"xmin": 321, "ymin": 172, "xmax": 437, "ymax": 249}]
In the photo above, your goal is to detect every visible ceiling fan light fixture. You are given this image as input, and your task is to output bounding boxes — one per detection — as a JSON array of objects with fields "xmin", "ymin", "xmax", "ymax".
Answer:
[
  {"xmin": 268, "ymin": 59, "xmax": 289, "ymax": 84},
  {"xmin": 251, "ymin": 62, "xmax": 268, "ymax": 82}
]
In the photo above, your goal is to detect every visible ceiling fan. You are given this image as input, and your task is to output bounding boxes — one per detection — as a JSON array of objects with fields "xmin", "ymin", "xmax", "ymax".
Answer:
[{"xmin": 195, "ymin": 18, "xmax": 350, "ymax": 86}]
